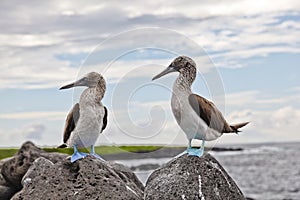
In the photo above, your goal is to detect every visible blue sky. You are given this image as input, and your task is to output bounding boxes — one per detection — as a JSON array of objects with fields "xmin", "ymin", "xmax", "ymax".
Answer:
[{"xmin": 0, "ymin": 1, "xmax": 299, "ymax": 147}]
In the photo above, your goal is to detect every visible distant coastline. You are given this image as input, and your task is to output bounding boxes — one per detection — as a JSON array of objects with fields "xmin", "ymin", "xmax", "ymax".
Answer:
[{"xmin": 0, "ymin": 145, "xmax": 243, "ymax": 160}]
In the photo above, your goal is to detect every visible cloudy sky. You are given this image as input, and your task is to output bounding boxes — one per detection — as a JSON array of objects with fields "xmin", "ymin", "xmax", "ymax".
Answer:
[{"xmin": 0, "ymin": 0, "xmax": 299, "ymax": 147}]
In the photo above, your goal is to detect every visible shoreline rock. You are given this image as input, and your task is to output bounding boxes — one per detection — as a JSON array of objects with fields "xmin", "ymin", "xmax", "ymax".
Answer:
[
  {"xmin": 0, "ymin": 141, "xmax": 144, "ymax": 200},
  {"xmin": 0, "ymin": 141, "xmax": 246, "ymax": 200},
  {"xmin": 0, "ymin": 142, "xmax": 68, "ymax": 199},
  {"xmin": 12, "ymin": 156, "xmax": 143, "ymax": 200},
  {"xmin": 144, "ymin": 153, "xmax": 245, "ymax": 200}
]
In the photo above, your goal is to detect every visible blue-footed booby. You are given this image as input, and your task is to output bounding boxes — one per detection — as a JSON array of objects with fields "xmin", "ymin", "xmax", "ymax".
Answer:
[
  {"xmin": 58, "ymin": 72, "xmax": 108, "ymax": 162},
  {"xmin": 152, "ymin": 56, "xmax": 249, "ymax": 157}
]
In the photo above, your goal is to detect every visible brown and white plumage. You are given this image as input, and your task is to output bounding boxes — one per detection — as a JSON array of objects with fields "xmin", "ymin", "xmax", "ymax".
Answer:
[
  {"xmin": 58, "ymin": 72, "xmax": 108, "ymax": 152},
  {"xmin": 188, "ymin": 94, "xmax": 248, "ymax": 134},
  {"xmin": 59, "ymin": 103, "xmax": 108, "ymax": 148},
  {"xmin": 153, "ymin": 56, "xmax": 248, "ymax": 156}
]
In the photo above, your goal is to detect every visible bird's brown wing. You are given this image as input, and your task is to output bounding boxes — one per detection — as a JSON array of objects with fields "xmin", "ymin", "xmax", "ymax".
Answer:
[
  {"xmin": 188, "ymin": 94, "xmax": 231, "ymax": 133},
  {"xmin": 101, "ymin": 106, "xmax": 108, "ymax": 132},
  {"xmin": 63, "ymin": 103, "xmax": 80, "ymax": 143}
]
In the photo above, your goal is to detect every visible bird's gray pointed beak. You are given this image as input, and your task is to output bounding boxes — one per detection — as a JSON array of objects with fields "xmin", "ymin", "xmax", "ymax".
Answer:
[
  {"xmin": 60, "ymin": 77, "xmax": 87, "ymax": 90},
  {"xmin": 152, "ymin": 66, "xmax": 177, "ymax": 81}
]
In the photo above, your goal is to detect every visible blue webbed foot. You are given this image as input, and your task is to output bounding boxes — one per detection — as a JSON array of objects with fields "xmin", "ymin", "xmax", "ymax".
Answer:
[
  {"xmin": 187, "ymin": 147, "xmax": 204, "ymax": 157},
  {"xmin": 71, "ymin": 151, "xmax": 87, "ymax": 162},
  {"xmin": 187, "ymin": 140, "xmax": 205, "ymax": 157},
  {"xmin": 71, "ymin": 144, "xmax": 87, "ymax": 163},
  {"xmin": 90, "ymin": 145, "xmax": 105, "ymax": 161}
]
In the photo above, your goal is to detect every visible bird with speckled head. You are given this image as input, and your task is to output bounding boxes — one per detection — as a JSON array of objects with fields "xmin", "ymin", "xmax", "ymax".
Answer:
[
  {"xmin": 58, "ymin": 72, "xmax": 108, "ymax": 163},
  {"xmin": 152, "ymin": 56, "xmax": 249, "ymax": 157}
]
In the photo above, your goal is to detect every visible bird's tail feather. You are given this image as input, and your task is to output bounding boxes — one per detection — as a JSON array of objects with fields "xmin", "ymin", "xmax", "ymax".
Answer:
[
  {"xmin": 230, "ymin": 122, "xmax": 249, "ymax": 133},
  {"xmin": 57, "ymin": 143, "xmax": 68, "ymax": 148}
]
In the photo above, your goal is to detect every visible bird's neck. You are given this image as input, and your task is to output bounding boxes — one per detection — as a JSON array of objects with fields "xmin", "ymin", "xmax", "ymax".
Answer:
[
  {"xmin": 174, "ymin": 73, "xmax": 193, "ymax": 93},
  {"xmin": 173, "ymin": 80, "xmax": 191, "ymax": 99},
  {"xmin": 80, "ymin": 86, "xmax": 105, "ymax": 106}
]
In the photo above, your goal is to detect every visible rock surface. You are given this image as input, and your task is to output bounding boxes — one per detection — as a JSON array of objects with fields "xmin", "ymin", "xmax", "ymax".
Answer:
[
  {"xmin": 0, "ymin": 162, "xmax": 16, "ymax": 200},
  {"xmin": 0, "ymin": 141, "xmax": 246, "ymax": 200},
  {"xmin": 0, "ymin": 142, "xmax": 68, "ymax": 200},
  {"xmin": 108, "ymin": 162, "xmax": 144, "ymax": 192},
  {"xmin": 0, "ymin": 141, "xmax": 144, "ymax": 200},
  {"xmin": 12, "ymin": 156, "xmax": 143, "ymax": 200},
  {"xmin": 145, "ymin": 153, "xmax": 245, "ymax": 200},
  {"xmin": 1, "ymin": 141, "xmax": 67, "ymax": 187}
]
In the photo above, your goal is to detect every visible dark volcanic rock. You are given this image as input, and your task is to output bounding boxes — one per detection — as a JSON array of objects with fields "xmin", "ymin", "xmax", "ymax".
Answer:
[
  {"xmin": 1, "ymin": 141, "xmax": 247, "ymax": 200},
  {"xmin": 1, "ymin": 141, "xmax": 67, "ymax": 188},
  {"xmin": 109, "ymin": 162, "xmax": 144, "ymax": 192},
  {"xmin": 145, "ymin": 153, "xmax": 245, "ymax": 200},
  {"xmin": 0, "ymin": 142, "xmax": 67, "ymax": 199},
  {"xmin": 0, "ymin": 158, "xmax": 16, "ymax": 199},
  {"xmin": 0, "ymin": 162, "xmax": 16, "ymax": 200},
  {"xmin": 0, "ymin": 184, "xmax": 16, "ymax": 200},
  {"xmin": 12, "ymin": 156, "xmax": 143, "ymax": 200},
  {"xmin": 0, "ymin": 142, "xmax": 144, "ymax": 200}
]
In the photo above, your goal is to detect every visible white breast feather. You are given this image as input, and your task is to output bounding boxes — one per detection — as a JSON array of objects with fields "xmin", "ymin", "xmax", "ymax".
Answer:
[
  {"xmin": 67, "ymin": 103, "xmax": 105, "ymax": 148},
  {"xmin": 171, "ymin": 85, "xmax": 222, "ymax": 141}
]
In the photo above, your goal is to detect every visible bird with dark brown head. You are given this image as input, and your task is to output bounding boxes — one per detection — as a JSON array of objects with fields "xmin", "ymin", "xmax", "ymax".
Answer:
[{"xmin": 153, "ymin": 56, "xmax": 249, "ymax": 157}]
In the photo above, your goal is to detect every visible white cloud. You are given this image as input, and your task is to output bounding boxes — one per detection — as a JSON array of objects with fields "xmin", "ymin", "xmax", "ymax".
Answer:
[
  {"xmin": 0, "ymin": 1, "xmax": 299, "ymax": 89},
  {"xmin": 23, "ymin": 124, "xmax": 46, "ymax": 140},
  {"xmin": 0, "ymin": 111, "xmax": 66, "ymax": 120},
  {"xmin": 225, "ymin": 91, "xmax": 259, "ymax": 107},
  {"xmin": 98, "ymin": 115, "xmax": 187, "ymax": 146},
  {"xmin": 225, "ymin": 90, "xmax": 300, "ymax": 111},
  {"xmin": 0, "ymin": 123, "xmax": 49, "ymax": 147},
  {"xmin": 221, "ymin": 89, "xmax": 300, "ymax": 143},
  {"xmin": 0, "ymin": 1, "xmax": 299, "ymax": 146},
  {"xmin": 0, "ymin": 34, "xmax": 63, "ymax": 47},
  {"xmin": 0, "ymin": 128, "xmax": 26, "ymax": 147},
  {"xmin": 226, "ymin": 106, "xmax": 300, "ymax": 141},
  {"xmin": 0, "ymin": 88, "xmax": 299, "ymax": 146},
  {"xmin": 204, "ymin": 0, "xmax": 300, "ymax": 16}
]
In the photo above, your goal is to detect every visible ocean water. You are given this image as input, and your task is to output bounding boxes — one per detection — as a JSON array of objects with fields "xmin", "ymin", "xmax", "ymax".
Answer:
[
  {"xmin": 116, "ymin": 142, "xmax": 300, "ymax": 200},
  {"xmin": 212, "ymin": 143, "xmax": 300, "ymax": 200}
]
